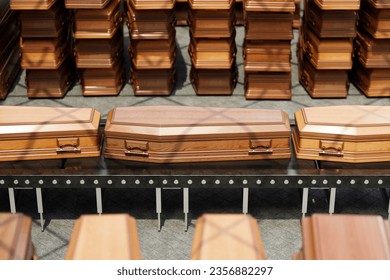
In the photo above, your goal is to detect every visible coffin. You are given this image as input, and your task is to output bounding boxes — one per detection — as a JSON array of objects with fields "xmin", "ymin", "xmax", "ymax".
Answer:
[
  {"xmin": 0, "ymin": 213, "xmax": 34, "ymax": 260},
  {"xmin": 243, "ymin": 0, "xmax": 295, "ymax": 12},
  {"xmin": 174, "ymin": 1, "xmax": 189, "ymax": 26},
  {"xmin": 190, "ymin": 67, "xmax": 237, "ymax": 95},
  {"xmin": 65, "ymin": 214, "xmax": 142, "ymax": 260},
  {"xmin": 129, "ymin": 0, "xmax": 175, "ymax": 10},
  {"xmin": 365, "ymin": 0, "xmax": 390, "ymax": 9},
  {"xmin": 245, "ymin": 71, "xmax": 292, "ymax": 100},
  {"xmin": 292, "ymin": 105, "xmax": 390, "ymax": 163},
  {"xmin": 189, "ymin": 8, "xmax": 235, "ymax": 38},
  {"xmin": 65, "ymin": 0, "xmax": 110, "ymax": 9},
  {"xmin": 359, "ymin": 0, "xmax": 390, "ymax": 39},
  {"xmin": 129, "ymin": 67, "xmax": 175, "ymax": 96},
  {"xmin": 0, "ymin": 11, "xmax": 20, "ymax": 61},
  {"xmin": 10, "ymin": 0, "xmax": 56, "ymax": 10},
  {"xmin": 293, "ymin": 0, "xmax": 300, "ymax": 28},
  {"xmin": 235, "ymin": 0, "xmax": 244, "ymax": 25},
  {"xmin": 189, "ymin": 0, "xmax": 233, "ymax": 10},
  {"xmin": 312, "ymin": 0, "xmax": 360, "ymax": 10},
  {"xmin": 0, "ymin": 0, "xmax": 9, "ymax": 21},
  {"xmin": 104, "ymin": 105, "xmax": 291, "ymax": 163},
  {"xmin": 299, "ymin": 214, "xmax": 390, "ymax": 260},
  {"xmin": 0, "ymin": 106, "xmax": 102, "ymax": 161},
  {"xmin": 191, "ymin": 214, "xmax": 267, "ymax": 260},
  {"xmin": 0, "ymin": 45, "xmax": 21, "ymax": 100}
]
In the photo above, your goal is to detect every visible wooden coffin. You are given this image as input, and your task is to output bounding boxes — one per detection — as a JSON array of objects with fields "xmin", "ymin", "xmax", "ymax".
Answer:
[
  {"xmin": 293, "ymin": 0, "xmax": 301, "ymax": 29},
  {"xmin": 243, "ymin": 40, "xmax": 291, "ymax": 72},
  {"xmin": 0, "ymin": 45, "xmax": 21, "ymax": 100},
  {"xmin": 104, "ymin": 105, "xmax": 291, "ymax": 163},
  {"xmin": 10, "ymin": 0, "xmax": 56, "ymax": 10},
  {"xmin": 21, "ymin": 31, "xmax": 71, "ymax": 69},
  {"xmin": 0, "ymin": 106, "xmax": 102, "ymax": 161},
  {"xmin": 74, "ymin": 28, "xmax": 123, "ymax": 68},
  {"xmin": 189, "ymin": 35, "xmax": 236, "ymax": 69},
  {"xmin": 20, "ymin": 0, "xmax": 69, "ymax": 38},
  {"xmin": 191, "ymin": 214, "xmax": 266, "ymax": 260},
  {"xmin": 80, "ymin": 60, "xmax": 124, "ymax": 96},
  {"xmin": 174, "ymin": 1, "xmax": 189, "ymax": 26},
  {"xmin": 65, "ymin": 214, "xmax": 142, "ymax": 260},
  {"xmin": 292, "ymin": 105, "xmax": 390, "ymax": 163},
  {"xmin": 0, "ymin": 0, "xmax": 9, "ymax": 21},
  {"xmin": 0, "ymin": 11, "xmax": 20, "ymax": 62},
  {"xmin": 301, "ymin": 24, "xmax": 353, "ymax": 70},
  {"xmin": 244, "ymin": 11, "xmax": 293, "ymax": 40},
  {"xmin": 129, "ymin": 34, "xmax": 176, "ymax": 69},
  {"xmin": 191, "ymin": 67, "xmax": 237, "ymax": 95},
  {"xmin": 300, "ymin": 214, "xmax": 390, "ymax": 260},
  {"xmin": 359, "ymin": 0, "xmax": 390, "ymax": 39},
  {"xmin": 129, "ymin": 67, "xmax": 175, "ymax": 96},
  {"xmin": 26, "ymin": 57, "xmax": 75, "ymax": 98},
  {"xmin": 245, "ymin": 71, "xmax": 292, "ymax": 100},
  {"xmin": 351, "ymin": 59, "xmax": 390, "ymax": 97},
  {"xmin": 312, "ymin": 0, "xmax": 360, "ymax": 10},
  {"xmin": 189, "ymin": 0, "xmax": 233, "ymax": 10},
  {"xmin": 0, "ymin": 213, "xmax": 34, "ymax": 260},
  {"xmin": 366, "ymin": 0, "xmax": 390, "ymax": 9},
  {"xmin": 65, "ymin": 0, "xmax": 110, "ymax": 9},
  {"xmin": 243, "ymin": 0, "xmax": 295, "ymax": 12},
  {"xmin": 73, "ymin": 0, "xmax": 122, "ymax": 39},
  {"xmin": 235, "ymin": 0, "xmax": 244, "ymax": 25},
  {"xmin": 128, "ymin": 0, "xmax": 175, "ymax": 10},
  {"xmin": 354, "ymin": 29, "xmax": 390, "ymax": 68},
  {"xmin": 189, "ymin": 8, "xmax": 235, "ymax": 38},
  {"xmin": 304, "ymin": 0, "xmax": 357, "ymax": 38}
]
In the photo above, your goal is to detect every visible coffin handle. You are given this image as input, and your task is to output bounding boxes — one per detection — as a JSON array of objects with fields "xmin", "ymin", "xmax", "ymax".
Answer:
[
  {"xmin": 319, "ymin": 140, "xmax": 344, "ymax": 157},
  {"xmin": 249, "ymin": 139, "xmax": 273, "ymax": 155},
  {"xmin": 56, "ymin": 138, "xmax": 81, "ymax": 154},
  {"xmin": 125, "ymin": 140, "xmax": 149, "ymax": 157}
]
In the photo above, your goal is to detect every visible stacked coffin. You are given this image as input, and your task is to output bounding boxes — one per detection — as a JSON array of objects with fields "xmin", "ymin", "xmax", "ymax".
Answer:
[
  {"xmin": 0, "ymin": 0, "xmax": 20, "ymax": 100},
  {"xmin": 243, "ymin": 0, "xmax": 295, "ymax": 100},
  {"xmin": 175, "ymin": 0, "xmax": 189, "ymax": 25},
  {"xmin": 66, "ymin": 0, "xmax": 125, "ymax": 96},
  {"xmin": 298, "ymin": 0, "xmax": 359, "ymax": 98},
  {"xmin": 293, "ymin": 0, "xmax": 301, "ymax": 28},
  {"xmin": 11, "ymin": 0, "xmax": 74, "ymax": 98},
  {"xmin": 126, "ymin": 0, "xmax": 176, "ymax": 96},
  {"xmin": 188, "ymin": 0, "xmax": 237, "ymax": 95},
  {"xmin": 351, "ymin": 0, "xmax": 390, "ymax": 97}
]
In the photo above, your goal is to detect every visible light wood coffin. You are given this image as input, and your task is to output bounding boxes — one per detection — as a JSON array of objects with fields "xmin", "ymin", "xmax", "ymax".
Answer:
[
  {"xmin": 129, "ymin": 67, "xmax": 175, "ymax": 96},
  {"xmin": 190, "ymin": 67, "xmax": 237, "ymax": 95},
  {"xmin": 365, "ymin": 0, "xmax": 390, "ymax": 9},
  {"xmin": 243, "ymin": 0, "xmax": 295, "ymax": 12},
  {"xmin": 128, "ymin": 0, "xmax": 175, "ymax": 10},
  {"xmin": 189, "ymin": 0, "xmax": 233, "ymax": 10},
  {"xmin": 65, "ymin": 0, "xmax": 110, "ymax": 9},
  {"xmin": 73, "ymin": 0, "xmax": 122, "ymax": 39},
  {"xmin": 312, "ymin": 0, "xmax": 360, "ymax": 10},
  {"xmin": 104, "ymin": 106, "xmax": 291, "ymax": 163},
  {"xmin": 0, "ymin": 213, "xmax": 34, "ymax": 260},
  {"xmin": 65, "ymin": 214, "xmax": 142, "ymax": 260},
  {"xmin": 190, "ymin": 214, "xmax": 267, "ymax": 260},
  {"xmin": 292, "ymin": 105, "xmax": 390, "ymax": 163},
  {"xmin": 245, "ymin": 71, "xmax": 292, "ymax": 100},
  {"xmin": 359, "ymin": 0, "xmax": 390, "ymax": 39},
  {"xmin": 189, "ymin": 8, "xmax": 235, "ymax": 38},
  {"xmin": 300, "ymin": 214, "xmax": 390, "ymax": 260},
  {"xmin": 0, "ymin": 106, "xmax": 102, "ymax": 161},
  {"xmin": 0, "ymin": 45, "xmax": 21, "ymax": 100},
  {"xmin": 10, "ymin": 0, "xmax": 56, "ymax": 10}
]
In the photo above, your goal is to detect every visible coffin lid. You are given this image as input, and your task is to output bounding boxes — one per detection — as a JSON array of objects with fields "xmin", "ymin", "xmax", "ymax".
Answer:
[
  {"xmin": 10, "ymin": 0, "xmax": 56, "ymax": 10},
  {"xmin": 21, "ymin": 33, "xmax": 67, "ymax": 52},
  {"xmin": 0, "ymin": 106, "xmax": 100, "ymax": 139},
  {"xmin": 366, "ymin": 0, "xmax": 390, "ymax": 9},
  {"xmin": 191, "ymin": 36, "xmax": 235, "ymax": 51},
  {"xmin": 65, "ymin": 0, "xmax": 110, "ymax": 9},
  {"xmin": 105, "ymin": 106, "xmax": 291, "ymax": 141},
  {"xmin": 244, "ymin": 40, "xmax": 291, "ymax": 54},
  {"xmin": 75, "ymin": 0, "xmax": 120, "ymax": 19},
  {"xmin": 356, "ymin": 30, "xmax": 390, "ymax": 52},
  {"xmin": 189, "ymin": 0, "xmax": 233, "ymax": 9},
  {"xmin": 130, "ymin": 0, "xmax": 175, "ymax": 10},
  {"xmin": 313, "ymin": 0, "xmax": 360, "ymax": 10},
  {"xmin": 20, "ymin": 0, "xmax": 63, "ymax": 17},
  {"xmin": 0, "ymin": 0, "xmax": 9, "ymax": 20},
  {"xmin": 295, "ymin": 105, "xmax": 390, "ymax": 141},
  {"xmin": 302, "ymin": 214, "xmax": 390, "ymax": 260},
  {"xmin": 303, "ymin": 25, "xmax": 353, "ymax": 52},
  {"xmin": 244, "ymin": 0, "xmax": 295, "ymax": 12}
]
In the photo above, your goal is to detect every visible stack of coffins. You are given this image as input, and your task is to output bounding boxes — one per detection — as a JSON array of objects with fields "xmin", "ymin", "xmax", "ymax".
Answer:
[
  {"xmin": 175, "ymin": 0, "xmax": 189, "ymax": 25},
  {"xmin": 126, "ymin": 0, "xmax": 176, "ymax": 96},
  {"xmin": 188, "ymin": 0, "xmax": 237, "ymax": 95},
  {"xmin": 243, "ymin": 0, "xmax": 295, "ymax": 100},
  {"xmin": 0, "ymin": 0, "xmax": 20, "ymax": 100},
  {"xmin": 10, "ymin": 0, "xmax": 73, "ymax": 99},
  {"xmin": 293, "ymin": 0, "xmax": 301, "ymax": 28},
  {"xmin": 66, "ymin": 0, "xmax": 125, "ymax": 96},
  {"xmin": 298, "ymin": 0, "xmax": 359, "ymax": 98},
  {"xmin": 351, "ymin": 0, "xmax": 390, "ymax": 97},
  {"xmin": 235, "ymin": 0, "xmax": 244, "ymax": 25},
  {"xmin": 293, "ymin": 214, "xmax": 390, "ymax": 260}
]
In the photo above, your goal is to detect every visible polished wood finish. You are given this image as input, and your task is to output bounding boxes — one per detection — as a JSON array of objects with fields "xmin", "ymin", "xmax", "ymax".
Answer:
[
  {"xmin": 354, "ymin": 30, "xmax": 390, "ymax": 68},
  {"xmin": 189, "ymin": 0, "xmax": 233, "ymax": 10},
  {"xmin": 128, "ymin": 0, "xmax": 175, "ymax": 10},
  {"xmin": 189, "ymin": 8, "xmax": 235, "ymax": 38},
  {"xmin": 65, "ymin": 0, "xmax": 110, "ymax": 9},
  {"xmin": 129, "ymin": 67, "xmax": 175, "ymax": 96},
  {"xmin": 245, "ymin": 71, "xmax": 292, "ymax": 100},
  {"xmin": 359, "ymin": 0, "xmax": 390, "ymax": 39},
  {"xmin": 0, "ymin": 11, "xmax": 20, "ymax": 61},
  {"xmin": 191, "ymin": 214, "xmax": 266, "ymax": 260},
  {"xmin": 10, "ymin": 0, "xmax": 56, "ymax": 10},
  {"xmin": 66, "ymin": 214, "xmax": 142, "ymax": 260},
  {"xmin": 366, "ymin": 0, "xmax": 390, "ymax": 9},
  {"xmin": 0, "ymin": 45, "xmax": 21, "ymax": 100},
  {"xmin": 191, "ymin": 67, "xmax": 237, "ymax": 95},
  {"xmin": 293, "ymin": 0, "xmax": 301, "ymax": 28},
  {"xmin": 313, "ymin": 0, "xmax": 360, "ymax": 10},
  {"xmin": 243, "ymin": 0, "xmax": 295, "ymax": 12}
]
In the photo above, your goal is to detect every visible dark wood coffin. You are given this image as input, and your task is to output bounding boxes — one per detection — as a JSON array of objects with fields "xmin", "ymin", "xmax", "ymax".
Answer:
[
  {"xmin": 0, "ymin": 45, "xmax": 21, "ymax": 100},
  {"xmin": 74, "ymin": 28, "xmax": 123, "ymax": 68},
  {"xmin": 73, "ymin": 0, "xmax": 122, "ymax": 39},
  {"xmin": 301, "ymin": 24, "xmax": 353, "ymax": 70},
  {"xmin": 189, "ymin": 35, "xmax": 236, "ymax": 69},
  {"xmin": 174, "ymin": 0, "xmax": 189, "ymax": 26},
  {"xmin": 245, "ymin": 71, "xmax": 292, "ymax": 100},
  {"xmin": 80, "ymin": 60, "xmax": 124, "ymax": 96},
  {"xmin": 354, "ymin": 29, "xmax": 390, "ymax": 68},
  {"xmin": 292, "ymin": 105, "xmax": 390, "ymax": 163},
  {"xmin": 243, "ymin": 40, "xmax": 291, "ymax": 72},
  {"xmin": 244, "ymin": 11, "xmax": 293, "ymax": 40},
  {"xmin": 128, "ymin": 0, "xmax": 175, "ymax": 10},
  {"xmin": 365, "ymin": 0, "xmax": 390, "ymax": 9},
  {"xmin": 104, "ymin": 105, "xmax": 291, "ymax": 163},
  {"xmin": 189, "ymin": 0, "xmax": 233, "ymax": 10},
  {"xmin": 129, "ymin": 33, "xmax": 176, "ymax": 69},
  {"xmin": 0, "ymin": 106, "xmax": 102, "ymax": 161},
  {"xmin": 20, "ymin": 0, "xmax": 69, "ymax": 38},
  {"xmin": 0, "ymin": 0, "xmax": 9, "ymax": 21},
  {"xmin": 26, "ymin": 57, "xmax": 75, "ymax": 98},
  {"xmin": 129, "ymin": 67, "xmax": 175, "ymax": 96},
  {"xmin": 65, "ymin": 214, "xmax": 142, "ymax": 260},
  {"xmin": 190, "ymin": 67, "xmax": 237, "ymax": 95},
  {"xmin": 65, "ymin": 0, "xmax": 110, "ymax": 9},
  {"xmin": 235, "ymin": 0, "xmax": 244, "ymax": 25},
  {"xmin": 359, "ymin": 0, "xmax": 390, "ymax": 39},
  {"xmin": 191, "ymin": 214, "xmax": 267, "ymax": 260},
  {"xmin": 243, "ymin": 0, "xmax": 295, "ymax": 12},
  {"xmin": 10, "ymin": 0, "xmax": 56, "ymax": 10},
  {"xmin": 0, "ymin": 213, "xmax": 34, "ymax": 260},
  {"xmin": 304, "ymin": 0, "xmax": 357, "ymax": 38},
  {"xmin": 351, "ymin": 59, "xmax": 390, "ymax": 97},
  {"xmin": 0, "ymin": 10, "xmax": 20, "ymax": 62},
  {"xmin": 299, "ymin": 214, "xmax": 390, "ymax": 259},
  {"xmin": 312, "ymin": 0, "xmax": 360, "ymax": 10},
  {"xmin": 293, "ymin": 0, "xmax": 301, "ymax": 29},
  {"xmin": 188, "ymin": 8, "xmax": 235, "ymax": 38}
]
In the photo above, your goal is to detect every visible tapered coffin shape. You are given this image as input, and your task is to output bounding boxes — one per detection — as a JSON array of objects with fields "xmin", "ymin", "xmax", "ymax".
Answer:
[
  {"xmin": 359, "ymin": 0, "xmax": 390, "ymax": 39},
  {"xmin": 65, "ymin": 0, "xmax": 110, "ymax": 9},
  {"xmin": 189, "ymin": 8, "xmax": 235, "ymax": 38},
  {"xmin": 10, "ymin": 0, "xmax": 56, "ymax": 10},
  {"xmin": 191, "ymin": 67, "xmax": 237, "ymax": 95},
  {"xmin": 243, "ymin": 0, "xmax": 295, "ymax": 12},
  {"xmin": 0, "ymin": 45, "xmax": 21, "ymax": 100},
  {"xmin": 66, "ymin": 214, "xmax": 142, "ymax": 260},
  {"xmin": 191, "ymin": 214, "xmax": 267, "ymax": 260},
  {"xmin": 104, "ymin": 105, "xmax": 291, "ymax": 163},
  {"xmin": 0, "ymin": 106, "xmax": 102, "ymax": 161},
  {"xmin": 129, "ymin": 67, "xmax": 175, "ymax": 96},
  {"xmin": 293, "ymin": 105, "xmax": 390, "ymax": 163},
  {"xmin": 245, "ymin": 71, "xmax": 292, "ymax": 100}
]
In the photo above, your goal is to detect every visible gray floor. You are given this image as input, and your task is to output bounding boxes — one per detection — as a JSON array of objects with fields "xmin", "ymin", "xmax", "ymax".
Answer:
[{"xmin": 1, "ymin": 24, "xmax": 389, "ymax": 260}]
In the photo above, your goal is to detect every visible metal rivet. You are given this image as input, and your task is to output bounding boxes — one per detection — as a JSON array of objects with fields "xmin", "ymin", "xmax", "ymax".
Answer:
[
  {"xmin": 162, "ymin": 179, "xmax": 167, "ymax": 185},
  {"xmin": 135, "ymin": 180, "xmax": 140, "ymax": 185},
  {"xmin": 284, "ymin": 180, "xmax": 289, "ymax": 185},
  {"xmin": 256, "ymin": 180, "xmax": 261, "ymax": 185},
  {"xmin": 350, "ymin": 179, "xmax": 355, "ymax": 185},
  {"xmin": 270, "ymin": 179, "xmax": 275, "ymax": 185},
  {"xmin": 187, "ymin": 179, "xmax": 192, "ymax": 185},
  {"xmin": 378, "ymin": 179, "xmax": 383, "ymax": 185},
  {"xmin": 243, "ymin": 180, "xmax": 248, "ymax": 185},
  {"xmin": 94, "ymin": 180, "xmax": 99, "ymax": 185},
  {"xmin": 229, "ymin": 179, "xmax": 234, "ymax": 185},
  {"xmin": 80, "ymin": 180, "xmax": 85, "ymax": 185},
  {"xmin": 107, "ymin": 180, "xmax": 112, "ymax": 185},
  {"xmin": 0, "ymin": 180, "xmax": 4, "ymax": 185},
  {"xmin": 311, "ymin": 179, "xmax": 317, "ymax": 185},
  {"xmin": 215, "ymin": 179, "xmax": 220, "ymax": 185},
  {"xmin": 52, "ymin": 179, "xmax": 57, "ymax": 185},
  {"xmin": 298, "ymin": 179, "xmax": 303, "ymax": 185},
  {"xmin": 13, "ymin": 180, "xmax": 18, "ymax": 185},
  {"xmin": 364, "ymin": 179, "xmax": 369, "ymax": 185},
  {"xmin": 24, "ymin": 180, "xmax": 30, "ymax": 185},
  {"xmin": 337, "ymin": 180, "xmax": 342, "ymax": 185},
  {"xmin": 149, "ymin": 179, "xmax": 154, "ymax": 185},
  {"xmin": 39, "ymin": 180, "xmax": 44, "ymax": 185},
  {"xmin": 174, "ymin": 179, "xmax": 179, "ymax": 185},
  {"xmin": 323, "ymin": 179, "xmax": 328, "ymax": 185},
  {"xmin": 66, "ymin": 180, "xmax": 71, "ymax": 185},
  {"xmin": 121, "ymin": 180, "xmax": 126, "ymax": 185},
  {"xmin": 201, "ymin": 179, "xmax": 206, "ymax": 185}
]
